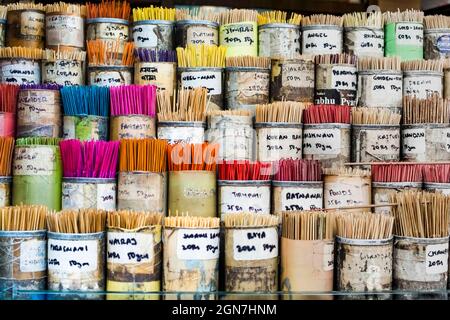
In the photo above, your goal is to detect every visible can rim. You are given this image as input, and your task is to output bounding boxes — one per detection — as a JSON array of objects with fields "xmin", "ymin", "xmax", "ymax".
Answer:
[
  {"xmin": 402, "ymin": 123, "xmax": 449, "ymax": 128},
  {"xmin": 358, "ymin": 69, "xmax": 402, "ymax": 75},
  {"xmin": 47, "ymin": 231, "xmax": 105, "ymax": 239},
  {"xmin": 86, "ymin": 18, "xmax": 129, "ymax": 25},
  {"xmin": 403, "ymin": 70, "xmax": 443, "ymax": 77},
  {"xmin": 218, "ymin": 180, "xmax": 271, "ymax": 186},
  {"xmin": 304, "ymin": 123, "xmax": 351, "ymax": 129},
  {"xmin": 344, "ymin": 26, "xmax": 384, "ymax": 33},
  {"xmin": 178, "ymin": 67, "xmax": 223, "ymax": 72},
  {"xmin": 423, "ymin": 182, "xmax": 450, "ymax": 189},
  {"xmin": 254, "ymin": 122, "xmax": 303, "ymax": 128},
  {"xmin": 352, "ymin": 124, "xmax": 400, "ymax": 129},
  {"xmin": 164, "ymin": 226, "xmax": 220, "ymax": 230},
  {"xmin": 302, "ymin": 25, "xmax": 343, "ymax": 31},
  {"xmin": 0, "ymin": 176, "xmax": 12, "ymax": 182},
  {"xmin": 119, "ymin": 170, "xmax": 164, "ymax": 175},
  {"xmin": 272, "ymin": 180, "xmax": 323, "ymax": 187},
  {"xmin": 157, "ymin": 120, "xmax": 206, "ymax": 128},
  {"xmin": 0, "ymin": 19, "xmax": 7, "ymax": 24},
  {"xmin": 88, "ymin": 65, "xmax": 133, "ymax": 71},
  {"xmin": 259, "ymin": 23, "xmax": 300, "ymax": 30},
  {"xmin": 133, "ymin": 20, "xmax": 174, "ymax": 26},
  {"xmin": 64, "ymin": 114, "xmax": 108, "ymax": 120},
  {"xmin": 394, "ymin": 235, "xmax": 449, "ymax": 243},
  {"xmin": 0, "ymin": 230, "xmax": 46, "ymax": 238},
  {"xmin": 336, "ymin": 235, "xmax": 393, "ymax": 245},
  {"xmin": 424, "ymin": 28, "xmax": 450, "ymax": 34},
  {"xmin": 225, "ymin": 66, "xmax": 270, "ymax": 72},
  {"xmin": 175, "ymin": 20, "xmax": 219, "ymax": 28},
  {"xmin": 63, "ymin": 177, "xmax": 116, "ymax": 184},
  {"xmin": 223, "ymin": 224, "xmax": 279, "ymax": 230},
  {"xmin": 372, "ymin": 181, "xmax": 422, "ymax": 188}
]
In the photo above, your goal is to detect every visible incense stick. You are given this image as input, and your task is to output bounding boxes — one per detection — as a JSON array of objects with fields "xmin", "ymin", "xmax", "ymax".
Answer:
[
  {"xmin": 0, "ymin": 47, "xmax": 44, "ymax": 60},
  {"xmin": 323, "ymin": 166, "xmax": 370, "ymax": 177},
  {"xmin": 86, "ymin": 0, "xmax": 130, "ymax": 19},
  {"xmin": 47, "ymin": 209, "xmax": 107, "ymax": 233},
  {"xmin": 7, "ymin": 3, "xmax": 45, "ymax": 11},
  {"xmin": 225, "ymin": 56, "xmax": 271, "ymax": 68},
  {"xmin": 401, "ymin": 59, "xmax": 443, "ymax": 72},
  {"xmin": 223, "ymin": 212, "xmax": 279, "ymax": 228},
  {"xmin": 135, "ymin": 48, "xmax": 177, "ymax": 62},
  {"xmin": 255, "ymin": 102, "xmax": 309, "ymax": 123},
  {"xmin": 424, "ymin": 15, "xmax": 450, "ymax": 29},
  {"xmin": 274, "ymin": 159, "xmax": 322, "ymax": 181},
  {"xmin": 87, "ymin": 40, "xmax": 135, "ymax": 66},
  {"xmin": 218, "ymin": 160, "xmax": 272, "ymax": 181},
  {"xmin": 46, "ymin": 2, "xmax": 86, "ymax": 15},
  {"xmin": 383, "ymin": 9, "xmax": 424, "ymax": 24},
  {"xmin": 61, "ymin": 86, "xmax": 110, "ymax": 117},
  {"xmin": 343, "ymin": 11, "xmax": 383, "ymax": 28},
  {"xmin": 0, "ymin": 84, "xmax": 19, "ymax": 113},
  {"xmin": 133, "ymin": 6, "xmax": 176, "ymax": 21},
  {"xmin": 157, "ymin": 88, "xmax": 208, "ymax": 122},
  {"xmin": 257, "ymin": 10, "xmax": 301, "ymax": 25},
  {"xmin": 302, "ymin": 14, "xmax": 343, "ymax": 27},
  {"xmin": 110, "ymin": 85, "xmax": 157, "ymax": 116},
  {"xmin": 16, "ymin": 137, "xmax": 61, "ymax": 147},
  {"xmin": 176, "ymin": 8, "xmax": 220, "ymax": 23},
  {"xmin": 119, "ymin": 138, "xmax": 167, "ymax": 173},
  {"xmin": 357, "ymin": 56, "xmax": 401, "ymax": 70},
  {"xmin": 177, "ymin": 45, "xmax": 226, "ymax": 68},
  {"xmin": 282, "ymin": 211, "xmax": 335, "ymax": 240},
  {"xmin": 0, "ymin": 6, "xmax": 7, "ymax": 20},
  {"xmin": 167, "ymin": 142, "xmax": 218, "ymax": 172},
  {"xmin": 402, "ymin": 94, "xmax": 450, "ymax": 124},
  {"xmin": 0, "ymin": 205, "xmax": 47, "ymax": 231},
  {"xmin": 303, "ymin": 105, "xmax": 351, "ymax": 124},
  {"xmin": 351, "ymin": 107, "xmax": 401, "ymax": 125},
  {"xmin": 165, "ymin": 215, "xmax": 220, "ymax": 228},
  {"xmin": 372, "ymin": 164, "xmax": 423, "ymax": 182},
  {"xmin": 108, "ymin": 210, "xmax": 163, "ymax": 229},
  {"xmin": 336, "ymin": 211, "xmax": 394, "ymax": 239},
  {"xmin": 423, "ymin": 164, "xmax": 450, "ymax": 183},
  {"xmin": 0, "ymin": 137, "xmax": 14, "ymax": 176},
  {"xmin": 43, "ymin": 49, "xmax": 86, "ymax": 62},
  {"xmin": 220, "ymin": 9, "xmax": 258, "ymax": 25},
  {"xmin": 315, "ymin": 53, "xmax": 356, "ymax": 65}
]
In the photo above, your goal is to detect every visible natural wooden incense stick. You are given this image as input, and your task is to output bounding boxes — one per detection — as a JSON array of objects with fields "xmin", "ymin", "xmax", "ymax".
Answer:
[
  {"xmin": 302, "ymin": 14, "xmax": 343, "ymax": 27},
  {"xmin": 351, "ymin": 107, "xmax": 401, "ymax": 125},
  {"xmin": 47, "ymin": 209, "xmax": 107, "ymax": 234},
  {"xmin": 157, "ymin": 88, "xmax": 208, "ymax": 122},
  {"xmin": 358, "ymin": 56, "xmax": 401, "ymax": 70},
  {"xmin": 343, "ymin": 12, "xmax": 383, "ymax": 28},
  {"xmin": 258, "ymin": 11, "xmax": 301, "ymax": 25},
  {"xmin": 177, "ymin": 44, "xmax": 226, "ymax": 68},
  {"xmin": 402, "ymin": 94, "xmax": 450, "ymax": 124},
  {"xmin": 220, "ymin": 9, "xmax": 257, "ymax": 25},
  {"xmin": 401, "ymin": 59, "xmax": 443, "ymax": 72},
  {"xmin": 7, "ymin": 3, "xmax": 45, "ymax": 11},
  {"xmin": 424, "ymin": 15, "xmax": 450, "ymax": 29},
  {"xmin": 176, "ymin": 7, "xmax": 220, "ymax": 23},
  {"xmin": 255, "ymin": 102, "xmax": 308, "ymax": 123},
  {"xmin": 0, "ymin": 47, "xmax": 43, "ymax": 60},
  {"xmin": 108, "ymin": 210, "xmax": 163, "ymax": 229},
  {"xmin": 46, "ymin": 2, "xmax": 86, "ymax": 15},
  {"xmin": 0, "ymin": 205, "xmax": 47, "ymax": 231},
  {"xmin": 282, "ymin": 211, "xmax": 335, "ymax": 241},
  {"xmin": 225, "ymin": 56, "xmax": 271, "ymax": 68},
  {"xmin": 133, "ymin": 6, "xmax": 175, "ymax": 21},
  {"xmin": 336, "ymin": 212, "xmax": 394, "ymax": 240},
  {"xmin": 86, "ymin": 0, "xmax": 130, "ymax": 19},
  {"xmin": 43, "ymin": 49, "xmax": 86, "ymax": 62}
]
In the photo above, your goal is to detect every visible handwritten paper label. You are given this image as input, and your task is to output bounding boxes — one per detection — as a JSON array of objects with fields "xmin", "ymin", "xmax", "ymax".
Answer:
[
  {"xmin": 348, "ymin": 29, "xmax": 384, "ymax": 56},
  {"xmin": 136, "ymin": 62, "xmax": 175, "ymax": 91},
  {"xmin": 281, "ymin": 63, "xmax": 314, "ymax": 88},
  {"xmin": 107, "ymin": 232, "xmax": 154, "ymax": 264},
  {"xmin": 220, "ymin": 185, "xmax": 270, "ymax": 215},
  {"xmin": 48, "ymin": 239, "xmax": 98, "ymax": 272},
  {"xmin": 365, "ymin": 130, "xmax": 400, "ymax": 155},
  {"xmin": 20, "ymin": 239, "xmax": 46, "ymax": 272},
  {"xmin": 258, "ymin": 127, "xmax": 302, "ymax": 161},
  {"xmin": 181, "ymin": 70, "xmax": 222, "ymax": 95},
  {"xmin": 446, "ymin": 128, "xmax": 450, "ymax": 152},
  {"xmin": 18, "ymin": 90, "xmax": 56, "ymax": 123},
  {"xmin": 425, "ymin": 243, "xmax": 448, "ymax": 274},
  {"xmin": 89, "ymin": 22, "xmax": 128, "ymax": 41},
  {"xmin": 358, "ymin": 73, "xmax": 402, "ymax": 107},
  {"xmin": 323, "ymin": 243, "xmax": 334, "ymax": 271},
  {"xmin": 90, "ymin": 70, "xmax": 131, "ymax": 87},
  {"xmin": 46, "ymin": 15, "xmax": 84, "ymax": 47},
  {"xmin": 187, "ymin": 25, "xmax": 218, "ymax": 45},
  {"xmin": 402, "ymin": 128, "xmax": 426, "ymax": 155},
  {"xmin": 13, "ymin": 147, "xmax": 55, "ymax": 176},
  {"xmin": 233, "ymin": 228, "xmax": 278, "ymax": 261},
  {"xmin": 302, "ymin": 28, "xmax": 342, "ymax": 54},
  {"xmin": 404, "ymin": 75, "xmax": 442, "ymax": 99},
  {"xmin": 396, "ymin": 23, "xmax": 423, "ymax": 46},
  {"xmin": 325, "ymin": 181, "xmax": 364, "ymax": 208},
  {"xmin": 331, "ymin": 66, "xmax": 357, "ymax": 90},
  {"xmin": 118, "ymin": 175, "xmax": 162, "ymax": 202},
  {"xmin": 176, "ymin": 229, "xmax": 220, "ymax": 260},
  {"xmin": 303, "ymin": 128, "xmax": 341, "ymax": 155},
  {"xmin": 280, "ymin": 187, "xmax": 323, "ymax": 211},
  {"xmin": 1, "ymin": 60, "xmax": 40, "ymax": 84},
  {"xmin": 157, "ymin": 126, "xmax": 204, "ymax": 144},
  {"xmin": 96, "ymin": 184, "xmax": 116, "ymax": 211},
  {"xmin": 115, "ymin": 116, "xmax": 154, "ymax": 139},
  {"xmin": 220, "ymin": 22, "xmax": 257, "ymax": 56},
  {"xmin": 21, "ymin": 11, "xmax": 44, "ymax": 36},
  {"xmin": 132, "ymin": 24, "xmax": 157, "ymax": 48},
  {"xmin": 43, "ymin": 60, "xmax": 83, "ymax": 86}
]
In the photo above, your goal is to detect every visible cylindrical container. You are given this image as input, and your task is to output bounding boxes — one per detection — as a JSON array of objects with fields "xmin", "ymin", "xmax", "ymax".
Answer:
[
  {"xmin": 324, "ymin": 173, "xmax": 371, "ymax": 210},
  {"xmin": 117, "ymin": 171, "xmax": 167, "ymax": 213},
  {"xmin": 63, "ymin": 115, "xmax": 108, "ymax": 141},
  {"xmin": 403, "ymin": 70, "xmax": 443, "ymax": 99},
  {"xmin": 86, "ymin": 18, "xmax": 129, "ymax": 54},
  {"xmin": 134, "ymin": 61, "xmax": 176, "ymax": 99},
  {"xmin": 351, "ymin": 124, "xmax": 401, "ymax": 163},
  {"xmin": 255, "ymin": 122, "xmax": 302, "ymax": 162},
  {"xmin": 12, "ymin": 144, "xmax": 62, "ymax": 211},
  {"xmin": 47, "ymin": 231, "xmax": 105, "ymax": 300},
  {"xmin": 220, "ymin": 21, "xmax": 258, "ymax": 57},
  {"xmin": 177, "ymin": 67, "xmax": 224, "ymax": 109},
  {"xmin": 133, "ymin": 20, "xmax": 174, "ymax": 50},
  {"xmin": 385, "ymin": 21, "xmax": 424, "ymax": 61},
  {"xmin": 168, "ymin": 171, "xmax": 216, "ymax": 217},
  {"xmin": 163, "ymin": 226, "xmax": 220, "ymax": 300},
  {"xmin": 225, "ymin": 67, "xmax": 270, "ymax": 113},
  {"xmin": 423, "ymin": 182, "xmax": 450, "ymax": 195},
  {"xmin": 401, "ymin": 123, "xmax": 450, "ymax": 162},
  {"xmin": 0, "ymin": 176, "xmax": 11, "ymax": 207},
  {"xmin": 302, "ymin": 25, "xmax": 343, "ymax": 55},
  {"xmin": 45, "ymin": 11, "xmax": 84, "ymax": 51},
  {"xmin": 0, "ymin": 19, "xmax": 6, "ymax": 47},
  {"xmin": 336, "ymin": 237, "xmax": 393, "ymax": 300},
  {"xmin": 424, "ymin": 28, "xmax": 450, "ymax": 60},
  {"xmin": 302, "ymin": 123, "xmax": 351, "ymax": 168},
  {"xmin": 107, "ymin": 225, "xmax": 162, "ymax": 300},
  {"xmin": 224, "ymin": 225, "xmax": 278, "ymax": 299},
  {"xmin": 88, "ymin": 65, "xmax": 133, "ymax": 87},
  {"xmin": 372, "ymin": 182, "xmax": 422, "ymax": 214},
  {"xmin": 110, "ymin": 115, "xmax": 156, "ymax": 140},
  {"xmin": 16, "ymin": 88, "xmax": 61, "ymax": 138},
  {"xmin": 175, "ymin": 20, "xmax": 219, "ymax": 47},
  {"xmin": 42, "ymin": 58, "xmax": 85, "ymax": 86},
  {"xmin": 0, "ymin": 58, "xmax": 40, "ymax": 85},
  {"xmin": 206, "ymin": 114, "xmax": 254, "ymax": 161},
  {"xmin": 270, "ymin": 57, "xmax": 315, "ymax": 103},
  {"xmin": 344, "ymin": 27, "xmax": 384, "ymax": 57},
  {"xmin": 315, "ymin": 63, "xmax": 357, "ymax": 106},
  {"xmin": 0, "ymin": 112, "xmax": 15, "ymax": 137},
  {"xmin": 272, "ymin": 181, "xmax": 323, "ymax": 216},
  {"xmin": 394, "ymin": 236, "xmax": 448, "ymax": 300},
  {"xmin": 258, "ymin": 24, "xmax": 301, "ymax": 59},
  {"xmin": 445, "ymin": 68, "xmax": 450, "ymax": 99},
  {"xmin": 6, "ymin": 9, "xmax": 45, "ymax": 48},
  {"xmin": 280, "ymin": 238, "xmax": 334, "ymax": 300},
  {"xmin": 218, "ymin": 180, "xmax": 271, "ymax": 218},
  {"xmin": 0, "ymin": 230, "xmax": 46, "ymax": 300},
  {"xmin": 157, "ymin": 121, "xmax": 205, "ymax": 144},
  {"xmin": 62, "ymin": 178, "xmax": 116, "ymax": 211}
]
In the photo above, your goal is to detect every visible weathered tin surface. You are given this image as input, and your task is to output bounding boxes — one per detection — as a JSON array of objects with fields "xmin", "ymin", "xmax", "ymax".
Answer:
[
  {"xmin": 258, "ymin": 23, "xmax": 301, "ymax": 59},
  {"xmin": 6, "ymin": 9, "xmax": 45, "ymax": 48},
  {"xmin": 63, "ymin": 115, "xmax": 108, "ymax": 141},
  {"xmin": 62, "ymin": 178, "xmax": 116, "ymax": 211},
  {"xmin": 424, "ymin": 28, "xmax": 450, "ymax": 60},
  {"xmin": 45, "ymin": 12, "xmax": 84, "ymax": 51},
  {"xmin": 133, "ymin": 20, "xmax": 174, "ymax": 50},
  {"xmin": 157, "ymin": 121, "xmax": 205, "ymax": 144},
  {"xmin": 110, "ymin": 115, "xmax": 156, "ymax": 140},
  {"xmin": 324, "ymin": 173, "xmax": 371, "ymax": 211},
  {"xmin": 0, "ymin": 20, "xmax": 6, "ymax": 47},
  {"xmin": 315, "ymin": 63, "xmax": 357, "ymax": 106},
  {"xmin": 372, "ymin": 182, "xmax": 422, "ymax": 214},
  {"xmin": 351, "ymin": 125, "xmax": 400, "ymax": 163},
  {"xmin": 423, "ymin": 182, "xmax": 450, "ymax": 196},
  {"xmin": 344, "ymin": 27, "xmax": 384, "ymax": 57},
  {"xmin": 272, "ymin": 181, "xmax": 323, "ymax": 216}
]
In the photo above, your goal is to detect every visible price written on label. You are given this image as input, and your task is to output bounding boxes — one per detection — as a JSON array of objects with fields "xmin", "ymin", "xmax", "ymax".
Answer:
[
  {"xmin": 402, "ymin": 128, "xmax": 426, "ymax": 154},
  {"xmin": 187, "ymin": 26, "xmax": 218, "ymax": 45},
  {"xmin": 13, "ymin": 147, "xmax": 55, "ymax": 176},
  {"xmin": 322, "ymin": 243, "xmax": 334, "ymax": 271},
  {"xmin": 233, "ymin": 228, "xmax": 278, "ymax": 261},
  {"xmin": 331, "ymin": 66, "xmax": 357, "ymax": 90},
  {"xmin": 220, "ymin": 23, "xmax": 256, "ymax": 46},
  {"xmin": 281, "ymin": 63, "xmax": 314, "ymax": 88},
  {"xmin": 396, "ymin": 23, "xmax": 423, "ymax": 46},
  {"xmin": 137, "ymin": 63, "xmax": 174, "ymax": 90},
  {"xmin": 107, "ymin": 232, "xmax": 154, "ymax": 264},
  {"xmin": 325, "ymin": 182, "xmax": 364, "ymax": 208},
  {"xmin": 404, "ymin": 76, "xmax": 442, "ymax": 99},
  {"xmin": 92, "ymin": 23, "xmax": 128, "ymax": 41},
  {"xmin": 350, "ymin": 29, "xmax": 384, "ymax": 55},
  {"xmin": 133, "ymin": 25, "xmax": 157, "ymax": 47},
  {"xmin": 92, "ymin": 71, "xmax": 124, "ymax": 86},
  {"xmin": 302, "ymin": 28, "xmax": 342, "ymax": 54},
  {"xmin": 303, "ymin": 128, "xmax": 341, "ymax": 155},
  {"xmin": 46, "ymin": 15, "xmax": 84, "ymax": 47},
  {"xmin": 365, "ymin": 130, "xmax": 400, "ymax": 155},
  {"xmin": 181, "ymin": 70, "xmax": 222, "ymax": 95},
  {"xmin": 48, "ymin": 239, "xmax": 98, "ymax": 272},
  {"xmin": 258, "ymin": 127, "xmax": 302, "ymax": 161},
  {"xmin": 44, "ymin": 60, "xmax": 83, "ymax": 86},
  {"xmin": 20, "ymin": 239, "xmax": 46, "ymax": 273},
  {"xmin": 425, "ymin": 243, "xmax": 448, "ymax": 274},
  {"xmin": 220, "ymin": 186, "xmax": 270, "ymax": 215},
  {"xmin": 176, "ymin": 229, "xmax": 220, "ymax": 260},
  {"xmin": 280, "ymin": 187, "xmax": 323, "ymax": 211}
]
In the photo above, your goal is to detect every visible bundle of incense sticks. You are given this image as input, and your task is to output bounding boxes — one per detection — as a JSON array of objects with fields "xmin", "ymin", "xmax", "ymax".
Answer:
[
  {"xmin": 0, "ymin": 6, "xmax": 6, "ymax": 20},
  {"xmin": 86, "ymin": 0, "xmax": 130, "ymax": 19},
  {"xmin": 0, "ymin": 137, "xmax": 14, "ymax": 176},
  {"xmin": 273, "ymin": 159, "xmax": 322, "ymax": 181},
  {"xmin": 423, "ymin": 164, "xmax": 450, "ymax": 183},
  {"xmin": 157, "ymin": 88, "xmax": 208, "ymax": 122},
  {"xmin": 47, "ymin": 209, "xmax": 107, "ymax": 233},
  {"xmin": 223, "ymin": 212, "xmax": 279, "ymax": 228},
  {"xmin": 424, "ymin": 15, "xmax": 450, "ymax": 29},
  {"xmin": 61, "ymin": 86, "xmax": 110, "ymax": 117},
  {"xmin": 108, "ymin": 210, "xmax": 163, "ymax": 229},
  {"xmin": 372, "ymin": 164, "xmax": 423, "ymax": 182},
  {"xmin": 207, "ymin": 110, "xmax": 251, "ymax": 116},
  {"xmin": 46, "ymin": 2, "xmax": 86, "ymax": 15},
  {"xmin": 0, "ymin": 84, "xmax": 19, "ymax": 113},
  {"xmin": 132, "ymin": 6, "xmax": 176, "ymax": 21},
  {"xmin": 165, "ymin": 215, "xmax": 220, "ymax": 228},
  {"xmin": 167, "ymin": 142, "xmax": 218, "ymax": 172},
  {"xmin": 135, "ymin": 48, "xmax": 177, "ymax": 62},
  {"xmin": 220, "ymin": 9, "xmax": 258, "ymax": 25},
  {"xmin": 60, "ymin": 140, "xmax": 119, "ymax": 178},
  {"xmin": 217, "ymin": 160, "xmax": 272, "ymax": 181},
  {"xmin": 176, "ymin": 45, "xmax": 226, "ymax": 68},
  {"xmin": 343, "ymin": 11, "xmax": 383, "ymax": 28},
  {"xmin": 301, "ymin": 14, "xmax": 343, "ymax": 27},
  {"xmin": 336, "ymin": 212, "xmax": 394, "ymax": 239},
  {"xmin": 315, "ymin": 53, "xmax": 357, "ymax": 65},
  {"xmin": 351, "ymin": 107, "xmax": 401, "ymax": 125},
  {"xmin": 0, "ymin": 205, "xmax": 47, "ymax": 231},
  {"xmin": 16, "ymin": 137, "xmax": 60, "ymax": 147},
  {"xmin": 255, "ymin": 102, "xmax": 309, "ymax": 123},
  {"xmin": 357, "ymin": 56, "xmax": 401, "ymax": 70},
  {"xmin": 257, "ymin": 10, "xmax": 302, "ymax": 25},
  {"xmin": 176, "ymin": 8, "xmax": 220, "ymax": 23},
  {"xmin": 323, "ymin": 166, "xmax": 370, "ymax": 177},
  {"xmin": 303, "ymin": 105, "xmax": 351, "ymax": 124},
  {"xmin": 7, "ymin": 3, "xmax": 45, "ymax": 11},
  {"xmin": 402, "ymin": 95, "xmax": 450, "ymax": 124},
  {"xmin": 282, "ymin": 211, "xmax": 335, "ymax": 240},
  {"xmin": 119, "ymin": 138, "xmax": 167, "ymax": 173},
  {"xmin": 87, "ymin": 40, "xmax": 135, "ymax": 66},
  {"xmin": 401, "ymin": 59, "xmax": 443, "ymax": 72},
  {"xmin": 0, "ymin": 47, "xmax": 44, "ymax": 60},
  {"xmin": 110, "ymin": 85, "xmax": 157, "ymax": 117},
  {"xmin": 383, "ymin": 9, "xmax": 424, "ymax": 24},
  {"xmin": 43, "ymin": 49, "xmax": 86, "ymax": 62},
  {"xmin": 391, "ymin": 190, "xmax": 449, "ymax": 238},
  {"xmin": 225, "ymin": 56, "xmax": 271, "ymax": 68}
]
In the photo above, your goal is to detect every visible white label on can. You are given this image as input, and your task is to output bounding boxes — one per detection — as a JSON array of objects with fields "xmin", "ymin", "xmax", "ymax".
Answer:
[
  {"xmin": 303, "ymin": 128, "xmax": 341, "ymax": 155},
  {"xmin": 365, "ymin": 130, "xmax": 400, "ymax": 155},
  {"xmin": 107, "ymin": 232, "xmax": 154, "ymax": 264},
  {"xmin": 181, "ymin": 70, "xmax": 222, "ymax": 95},
  {"xmin": 135, "ymin": 62, "xmax": 175, "ymax": 91},
  {"xmin": 396, "ymin": 23, "xmax": 423, "ymax": 46},
  {"xmin": 220, "ymin": 185, "xmax": 270, "ymax": 215},
  {"xmin": 157, "ymin": 126, "xmax": 204, "ymax": 144},
  {"xmin": 13, "ymin": 147, "xmax": 55, "ymax": 176},
  {"xmin": 46, "ymin": 15, "xmax": 84, "ymax": 47},
  {"xmin": 302, "ymin": 28, "xmax": 342, "ymax": 54},
  {"xmin": 280, "ymin": 187, "xmax": 323, "ymax": 211},
  {"xmin": 92, "ymin": 22, "xmax": 128, "ymax": 41},
  {"xmin": 404, "ymin": 75, "xmax": 442, "ymax": 99},
  {"xmin": 96, "ymin": 183, "xmax": 116, "ymax": 211},
  {"xmin": 349, "ymin": 29, "xmax": 384, "ymax": 56},
  {"xmin": 20, "ymin": 239, "xmax": 46, "ymax": 272},
  {"xmin": 281, "ymin": 63, "xmax": 314, "ymax": 88},
  {"xmin": 325, "ymin": 181, "xmax": 364, "ymax": 208},
  {"xmin": 1, "ymin": 60, "xmax": 40, "ymax": 84},
  {"xmin": 402, "ymin": 128, "xmax": 426, "ymax": 155},
  {"xmin": 425, "ymin": 243, "xmax": 448, "ymax": 274},
  {"xmin": 187, "ymin": 25, "xmax": 218, "ymax": 45},
  {"xmin": 331, "ymin": 66, "xmax": 357, "ymax": 90},
  {"xmin": 176, "ymin": 228, "xmax": 220, "ymax": 260},
  {"xmin": 91, "ymin": 71, "xmax": 126, "ymax": 87},
  {"xmin": 48, "ymin": 239, "xmax": 98, "ymax": 272},
  {"xmin": 132, "ymin": 24, "xmax": 157, "ymax": 48},
  {"xmin": 233, "ymin": 228, "xmax": 278, "ymax": 261},
  {"xmin": 18, "ymin": 90, "xmax": 56, "ymax": 122},
  {"xmin": 21, "ymin": 11, "xmax": 44, "ymax": 36},
  {"xmin": 323, "ymin": 243, "xmax": 334, "ymax": 271},
  {"xmin": 43, "ymin": 60, "xmax": 83, "ymax": 86},
  {"xmin": 359, "ymin": 73, "xmax": 402, "ymax": 107},
  {"xmin": 258, "ymin": 127, "xmax": 302, "ymax": 161}
]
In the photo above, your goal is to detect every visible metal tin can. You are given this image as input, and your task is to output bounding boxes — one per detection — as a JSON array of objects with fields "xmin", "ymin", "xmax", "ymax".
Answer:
[
  {"xmin": 88, "ymin": 65, "xmax": 132, "ymax": 87},
  {"xmin": 445, "ymin": 68, "xmax": 450, "ymax": 99},
  {"xmin": 86, "ymin": 18, "xmax": 129, "ymax": 55},
  {"xmin": 344, "ymin": 27, "xmax": 384, "ymax": 57},
  {"xmin": 372, "ymin": 181, "xmax": 422, "ymax": 214},
  {"xmin": 324, "ymin": 173, "xmax": 371, "ymax": 211},
  {"xmin": 302, "ymin": 25, "xmax": 343, "ymax": 55},
  {"xmin": 258, "ymin": 23, "xmax": 301, "ymax": 59},
  {"xmin": 423, "ymin": 182, "xmax": 450, "ymax": 195},
  {"xmin": 220, "ymin": 21, "xmax": 257, "ymax": 57},
  {"xmin": 315, "ymin": 63, "xmax": 357, "ymax": 106},
  {"xmin": 424, "ymin": 28, "xmax": 450, "ymax": 60},
  {"xmin": 272, "ymin": 181, "xmax": 323, "ymax": 216},
  {"xmin": 62, "ymin": 177, "xmax": 116, "ymax": 211},
  {"xmin": 0, "ymin": 58, "xmax": 40, "ymax": 85},
  {"xmin": 403, "ymin": 70, "xmax": 443, "ymax": 99},
  {"xmin": 0, "ymin": 19, "xmax": 6, "ymax": 47},
  {"xmin": 42, "ymin": 58, "xmax": 85, "ymax": 86},
  {"xmin": 134, "ymin": 62, "xmax": 176, "ymax": 99},
  {"xmin": 157, "ymin": 121, "xmax": 205, "ymax": 144},
  {"xmin": 385, "ymin": 22, "xmax": 424, "ymax": 61},
  {"xmin": 133, "ymin": 20, "xmax": 174, "ymax": 50},
  {"xmin": 0, "ymin": 176, "xmax": 11, "ymax": 207},
  {"xmin": 45, "ymin": 11, "xmax": 84, "ymax": 51},
  {"xmin": 110, "ymin": 115, "xmax": 156, "ymax": 140},
  {"xmin": 63, "ymin": 115, "xmax": 108, "ymax": 141},
  {"xmin": 6, "ymin": 9, "xmax": 45, "ymax": 48},
  {"xmin": 175, "ymin": 20, "xmax": 219, "ymax": 47}
]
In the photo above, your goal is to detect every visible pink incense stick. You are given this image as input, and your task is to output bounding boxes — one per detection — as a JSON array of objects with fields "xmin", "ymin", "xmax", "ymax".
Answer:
[{"xmin": 110, "ymin": 84, "xmax": 157, "ymax": 117}]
